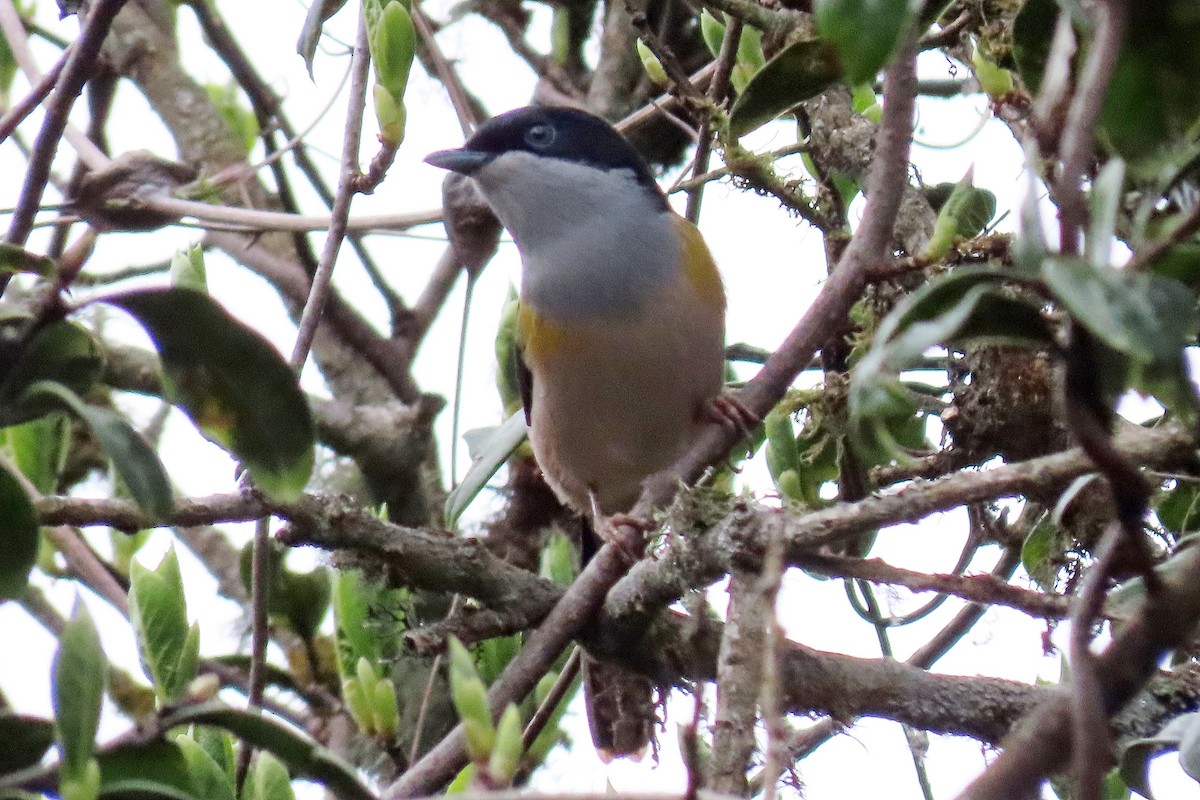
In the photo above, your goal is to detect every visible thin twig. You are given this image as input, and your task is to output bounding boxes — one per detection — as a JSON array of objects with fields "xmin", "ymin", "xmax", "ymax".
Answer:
[
  {"xmin": 956, "ymin": 533, "xmax": 1200, "ymax": 800},
  {"xmin": 1068, "ymin": 523, "xmax": 1122, "ymax": 800},
  {"xmin": 236, "ymin": 515, "xmax": 273, "ymax": 791},
  {"xmin": 759, "ymin": 534, "xmax": 787, "ymax": 800},
  {"xmin": 139, "ymin": 195, "xmax": 441, "ymax": 234},
  {"xmin": 917, "ymin": 10, "xmax": 971, "ymax": 51},
  {"xmin": 413, "ymin": 5, "xmax": 479, "ymax": 138},
  {"xmin": 710, "ymin": 552, "xmax": 768, "ymax": 793},
  {"xmin": 188, "ymin": 0, "xmax": 402, "ymax": 317},
  {"xmin": 5, "ymin": 0, "xmax": 129, "ymax": 249},
  {"xmin": 470, "ymin": 2, "xmax": 580, "ymax": 98},
  {"xmin": 289, "ymin": 7, "xmax": 371, "ymax": 369},
  {"xmin": 684, "ymin": 17, "xmax": 741, "ymax": 223},
  {"xmin": 797, "ymin": 552, "xmax": 1069, "ymax": 620},
  {"xmin": 0, "ymin": 51, "xmax": 66, "ymax": 144},
  {"xmin": 1125, "ymin": 198, "xmax": 1200, "ymax": 273},
  {"xmin": 519, "ymin": 647, "xmax": 581, "ymax": 751},
  {"xmin": 702, "ymin": 0, "xmax": 799, "ymax": 39},
  {"xmin": 856, "ymin": 583, "xmax": 935, "ymax": 800},
  {"xmin": 0, "ymin": 0, "xmax": 106, "ymax": 170},
  {"xmin": 672, "ymin": 144, "xmax": 808, "ymax": 194},
  {"xmin": 629, "ymin": 15, "xmax": 704, "ymax": 104},
  {"xmin": 1054, "ymin": 0, "xmax": 1130, "ymax": 256},
  {"xmin": 243, "ymin": 5, "xmax": 371, "ymax": 787},
  {"xmin": 407, "ymin": 246, "xmax": 464, "ymax": 344}
]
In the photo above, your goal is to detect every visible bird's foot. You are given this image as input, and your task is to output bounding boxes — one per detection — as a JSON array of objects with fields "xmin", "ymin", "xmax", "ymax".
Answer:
[
  {"xmin": 704, "ymin": 391, "xmax": 759, "ymax": 441},
  {"xmin": 598, "ymin": 513, "xmax": 654, "ymax": 565},
  {"xmin": 589, "ymin": 491, "xmax": 653, "ymax": 566}
]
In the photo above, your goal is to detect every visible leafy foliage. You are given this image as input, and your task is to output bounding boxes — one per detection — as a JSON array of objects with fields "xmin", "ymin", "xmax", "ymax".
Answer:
[
  {"xmin": 128, "ymin": 549, "xmax": 200, "ymax": 703},
  {"xmin": 0, "ymin": 455, "xmax": 39, "ymax": 600},
  {"xmin": 52, "ymin": 601, "xmax": 106, "ymax": 793},
  {"xmin": 101, "ymin": 287, "xmax": 315, "ymax": 501},
  {"xmin": 728, "ymin": 39, "xmax": 840, "ymax": 136}
]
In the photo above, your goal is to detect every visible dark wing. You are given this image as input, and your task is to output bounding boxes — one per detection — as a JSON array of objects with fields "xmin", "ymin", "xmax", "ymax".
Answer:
[{"xmin": 515, "ymin": 340, "xmax": 533, "ymax": 426}]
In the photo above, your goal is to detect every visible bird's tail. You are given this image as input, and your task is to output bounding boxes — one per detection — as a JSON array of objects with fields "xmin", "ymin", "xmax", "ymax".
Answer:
[{"xmin": 581, "ymin": 653, "xmax": 657, "ymax": 762}]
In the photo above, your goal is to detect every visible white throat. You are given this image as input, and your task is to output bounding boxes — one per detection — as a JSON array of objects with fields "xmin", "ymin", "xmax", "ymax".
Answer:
[{"xmin": 472, "ymin": 151, "xmax": 678, "ymax": 319}]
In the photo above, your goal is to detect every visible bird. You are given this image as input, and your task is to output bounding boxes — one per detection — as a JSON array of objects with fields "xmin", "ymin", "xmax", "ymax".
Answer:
[{"xmin": 426, "ymin": 105, "xmax": 728, "ymax": 760}]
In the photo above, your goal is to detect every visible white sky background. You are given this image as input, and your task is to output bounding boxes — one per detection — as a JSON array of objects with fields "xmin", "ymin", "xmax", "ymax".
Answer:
[{"xmin": 0, "ymin": 1, "xmax": 1196, "ymax": 798}]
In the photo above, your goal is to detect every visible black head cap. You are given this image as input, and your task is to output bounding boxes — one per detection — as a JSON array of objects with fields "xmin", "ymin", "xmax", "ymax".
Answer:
[{"xmin": 425, "ymin": 106, "xmax": 660, "ymax": 190}]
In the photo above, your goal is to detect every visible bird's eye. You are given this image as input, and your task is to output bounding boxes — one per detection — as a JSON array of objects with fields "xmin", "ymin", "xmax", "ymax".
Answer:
[{"xmin": 524, "ymin": 123, "xmax": 556, "ymax": 149}]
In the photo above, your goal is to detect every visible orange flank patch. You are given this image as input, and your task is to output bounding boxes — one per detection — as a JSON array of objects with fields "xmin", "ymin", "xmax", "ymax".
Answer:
[
  {"xmin": 671, "ymin": 214, "xmax": 726, "ymax": 311},
  {"xmin": 517, "ymin": 303, "xmax": 571, "ymax": 363}
]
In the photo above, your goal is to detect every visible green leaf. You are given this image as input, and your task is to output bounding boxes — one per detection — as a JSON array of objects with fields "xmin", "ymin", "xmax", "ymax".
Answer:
[
  {"xmin": 331, "ymin": 567, "xmax": 378, "ymax": 676},
  {"xmin": 296, "ymin": 0, "xmax": 350, "ymax": 77},
  {"xmin": 0, "ymin": 713, "xmax": 55, "ymax": 773},
  {"xmin": 763, "ymin": 406, "xmax": 799, "ymax": 481},
  {"xmin": 177, "ymin": 736, "xmax": 236, "ymax": 800},
  {"xmin": 0, "ymin": 29, "xmax": 16, "ymax": 104},
  {"xmin": 156, "ymin": 702, "xmax": 374, "ymax": 800},
  {"xmin": 246, "ymin": 752, "xmax": 293, "ymax": 800},
  {"xmin": 494, "ymin": 291, "xmax": 522, "ymax": 415},
  {"xmin": 61, "ymin": 757, "xmax": 100, "ymax": 800},
  {"xmin": 1118, "ymin": 712, "xmax": 1200, "ymax": 799},
  {"xmin": 101, "ymin": 288, "xmax": 314, "ymax": 502},
  {"xmin": 445, "ymin": 411, "xmax": 527, "ymax": 529},
  {"xmin": 369, "ymin": 1, "xmax": 416, "ymax": 98},
  {"xmin": 278, "ymin": 566, "xmax": 330, "ymax": 641},
  {"xmin": 0, "ymin": 414, "xmax": 69, "ymax": 494},
  {"xmin": 97, "ymin": 740, "xmax": 197, "ymax": 800},
  {"xmin": 1103, "ymin": 767, "xmax": 1132, "ymax": 800},
  {"xmin": 922, "ymin": 170, "xmax": 998, "ymax": 260},
  {"xmin": 447, "ymin": 637, "xmax": 494, "ymax": 760},
  {"xmin": 1020, "ymin": 516, "xmax": 1058, "ymax": 589},
  {"xmin": 793, "ymin": 424, "xmax": 841, "ymax": 507},
  {"xmin": 170, "ymin": 245, "xmax": 208, "ymax": 294},
  {"xmin": 1100, "ymin": 1, "xmax": 1200, "ymax": 166},
  {"xmin": 728, "ymin": 39, "xmax": 841, "ymax": 137},
  {"xmin": 699, "ymin": 9, "xmax": 724, "ymax": 57},
  {"xmin": 445, "ymin": 763, "xmax": 475, "ymax": 795},
  {"xmin": 52, "ymin": 600, "xmax": 106, "ymax": 777},
  {"xmin": 1010, "ymin": 0, "xmax": 1057, "ymax": 95},
  {"xmin": 1088, "ymin": 159, "xmax": 1126, "ymax": 269},
  {"xmin": 1041, "ymin": 257, "xmax": 1198, "ymax": 367},
  {"xmin": 129, "ymin": 549, "xmax": 198, "ymax": 702},
  {"xmin": 1156, "ymin": 480, "xmax": 1200, "ymax": 535},
  {"xmin": 814, "ymin": 0, "xmax": 919, "ymax": 86},
  {"xmin": 475, "ymin": 634, "xmax": 520, "ymax": 685},
  {"xmin": 190, "ymin": 726, "xmax": 236, "ymax": 783},
  {"xmin": 850, "ymin": 271, "xmax": 1051, "ymax": 460},
  {"xmin": 22, "ymin": 381, "xmax": 173, "ymax": 520},
  {"xmin": 0, "ymin": 456, "xmax": 39, "ymax": 600},
  {"xmin": 204, "ymin": 83, "xmax": 259, "ymax": 156},
  {"xmin": 971, "ymin": 42, "xmax": 1014, "ymax": 100},
  {"xmin": 0, "ymin": 319, "xmax": 103, "ymax": 424},
  {"xmin": 487, "ymin": 704, "xmax": 523, "ymax": 786},
  {"xmin": 0, "ymin": 242, "xmax": 56, "ymax": 279},
  {"xmin": 1150, "ymin": 243, "xmax": 1200, "ymax": 290},
  {"xmin": 636, "ymin": 39, "xmax": 668, "ymax": 87},
  {"xmin": 245, "ymin": 540, "xmax": 329, "ymax": 640},
  {"xmin": 538, "ymin": 531, "xmax": 577, "ymax": 587}
]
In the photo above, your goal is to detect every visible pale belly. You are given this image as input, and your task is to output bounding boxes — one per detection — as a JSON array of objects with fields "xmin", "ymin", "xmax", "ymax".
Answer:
[{"xmin": 524, "ymin": 294, "xmax": 724, "ymax": 516}]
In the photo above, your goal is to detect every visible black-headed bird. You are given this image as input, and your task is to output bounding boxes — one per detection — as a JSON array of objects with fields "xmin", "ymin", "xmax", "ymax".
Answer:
[{"xmin": 427, "ymin": 105, "xmax": 727, "ymax": 760}]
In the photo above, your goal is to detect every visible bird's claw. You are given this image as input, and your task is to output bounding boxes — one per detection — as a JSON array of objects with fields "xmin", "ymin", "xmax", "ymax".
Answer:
[{"xmin": 705, "ymin": 392, "xmax": 758, "ymax": 441}]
